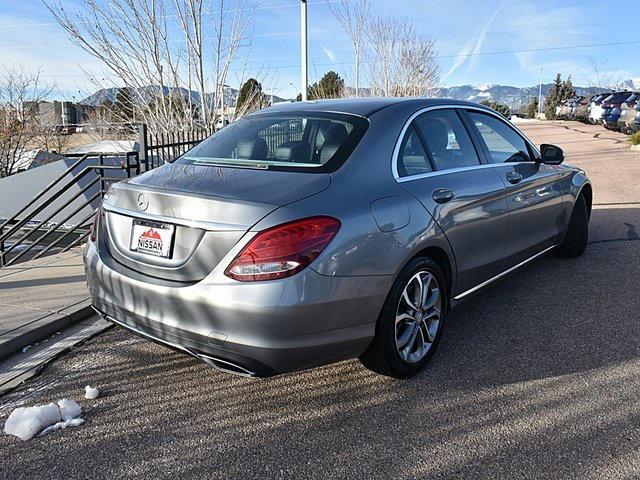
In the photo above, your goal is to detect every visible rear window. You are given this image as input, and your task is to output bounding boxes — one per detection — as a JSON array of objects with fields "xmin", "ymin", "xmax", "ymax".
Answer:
[{"xmin": 180, "ymin": 112, "xmax": 368, "ymax": 172}]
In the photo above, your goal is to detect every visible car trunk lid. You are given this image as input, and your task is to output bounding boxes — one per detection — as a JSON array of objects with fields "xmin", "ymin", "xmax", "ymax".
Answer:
[{"xmin": 101, "ymin": 163, "xmax": 330, "ymax": 283}]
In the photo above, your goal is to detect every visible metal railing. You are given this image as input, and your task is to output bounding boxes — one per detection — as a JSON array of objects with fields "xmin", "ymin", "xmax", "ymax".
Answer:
[
  {"xmin": 0, "ymin": 122, "xmax": 229, "ymax": 268},
  {"xmin": 0, "ymin": 152, "xmax": 141, "ymax": 267},
  {"xmin": 140, "ymin": 124, "xmax": 212, "ymax": 166}
]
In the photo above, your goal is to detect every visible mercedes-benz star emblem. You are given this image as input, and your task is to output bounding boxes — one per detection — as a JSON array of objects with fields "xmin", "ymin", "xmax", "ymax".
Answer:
[{"xmin": 137, "ymin": 193, "xmax": 149, "ymax": 211}]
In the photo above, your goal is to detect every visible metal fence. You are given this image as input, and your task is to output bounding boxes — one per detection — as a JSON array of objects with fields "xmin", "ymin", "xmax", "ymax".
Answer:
[
  {"xmin": 140, "ymin": 124, "xmax": 213, "ymax": 167},
  {"xmin": 0, "ymin": 152, "xmax": 142, "ymax": 267},
  {"xmin": 0, "ymin": 123, "xmax": 217, "ymax": 268},
  {"xmin": 0, "ymin": 119, "xmax": 308, "ymax": 268}
]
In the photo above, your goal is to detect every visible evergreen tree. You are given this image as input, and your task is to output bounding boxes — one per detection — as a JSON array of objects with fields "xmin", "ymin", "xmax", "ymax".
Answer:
[
  {"xmin": 480, "ymin": 100, "xmax": 511, "ymax": 118},
  {"xmin": 544, "ymin": 73, "xmax": 563, "ymax": 120},
  {"xmin": 308, "ymin": 71, "xmax": 345, "ymax": 100},
  {"xmin": 561, "ymin": 76, "xmax": 576, "ymax": 102},
  {"xmin": 113, "ymin": 87, "xmax": 135, "ymax": 122},
  {"xmin": 526, "ymin": 96, "xmax": 539, "ymax": 119},
  {"xmin": 237, "ymin": 78, "xmax": 263, "ymax": 112}
]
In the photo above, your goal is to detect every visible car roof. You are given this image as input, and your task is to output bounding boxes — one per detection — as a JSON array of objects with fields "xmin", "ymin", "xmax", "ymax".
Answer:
[{"xmin": 253, "ymin": 97, "xmax": 496, "ymax": 118}]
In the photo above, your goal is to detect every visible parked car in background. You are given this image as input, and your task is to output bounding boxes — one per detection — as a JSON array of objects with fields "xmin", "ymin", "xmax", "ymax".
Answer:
[
  {"xmin": 618, "ymin": 92, "xmax": 640, "ymax": 133},
  {"xmin": 85, "ymin": 98, "xmax": 592, "ymax": 379},
  {"xmin": 574, "ymin": 96, "xmax": 592, "ymax": 123},
  {"xmin": 602, "ymin": 91, "xmax": 632, "ymax": 130},
  {"xmin": 558, "ymin": 101, "xmax": 571, "ymax": 120},
  {"xmin": 632, "ymin": 102, "xmax": 640, "ymax": 133},
  {"xmin": 589, "ymin": 93, "xmax": 609, "ymax": 124}
]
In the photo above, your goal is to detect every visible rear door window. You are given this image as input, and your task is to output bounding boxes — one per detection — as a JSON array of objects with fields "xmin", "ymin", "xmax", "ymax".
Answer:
[
  {"xmin": 396, "ymin": 126, "xmax": 432, "ymax": 177},
  {"xmin": 413, "ymin": 109, "xmax": 480, "ymax": 171},
  {"xmin": 467, "ymin": 111, "xmax": 532, "ymax": 163}
]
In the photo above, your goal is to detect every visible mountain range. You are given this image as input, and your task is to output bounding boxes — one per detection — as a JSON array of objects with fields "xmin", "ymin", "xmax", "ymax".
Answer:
[
  {"xmin": 81, "ymin": 85, "xmax": 288, "ymax": 109},
  {"xmin": 81, "ymin": 79, "xmax": 640, "ymax": 110}
]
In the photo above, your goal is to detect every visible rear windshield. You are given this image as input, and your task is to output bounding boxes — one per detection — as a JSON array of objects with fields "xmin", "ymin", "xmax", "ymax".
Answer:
[{"xmin": 180, "ymin": 112, "xmax": 368, "ymax": 173}]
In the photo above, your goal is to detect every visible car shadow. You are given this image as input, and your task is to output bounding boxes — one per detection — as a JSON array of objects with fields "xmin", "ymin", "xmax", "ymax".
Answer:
[{"xmin": 1, "ymin": 206, "xmax": 639, "ymax": 479}]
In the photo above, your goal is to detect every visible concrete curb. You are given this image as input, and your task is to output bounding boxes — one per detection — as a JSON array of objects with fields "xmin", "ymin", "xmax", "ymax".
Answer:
[
  {"xmin": 0, "ymin": 317, "xmax": 111, "ymax": 397},
  {"xmin": 0, "ymin": 302, "xmax": 94, "ymax": 361}
]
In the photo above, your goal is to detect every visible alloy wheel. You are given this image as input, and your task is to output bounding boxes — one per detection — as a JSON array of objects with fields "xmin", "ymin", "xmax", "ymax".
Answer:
[{"xmin": 394, "ymin": 270, "xmax": 442, "ymax": 364}]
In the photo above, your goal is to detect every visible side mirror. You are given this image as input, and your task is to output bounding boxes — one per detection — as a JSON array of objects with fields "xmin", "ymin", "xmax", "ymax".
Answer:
[{"xmin": 540, "ymin": 144, "xmax": 564, "ymax": 165}]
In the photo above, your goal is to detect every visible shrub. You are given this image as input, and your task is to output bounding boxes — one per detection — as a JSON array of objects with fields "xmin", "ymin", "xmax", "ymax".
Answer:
[{"xmin": 630, "ymin": 131, "xmax": 640, "ymax": 146}]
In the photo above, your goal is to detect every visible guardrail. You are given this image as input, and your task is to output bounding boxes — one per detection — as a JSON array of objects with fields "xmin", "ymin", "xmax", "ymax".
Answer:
[{"xmin": 0, "ymin": 152, "xmax": 141, "ymax": 267}]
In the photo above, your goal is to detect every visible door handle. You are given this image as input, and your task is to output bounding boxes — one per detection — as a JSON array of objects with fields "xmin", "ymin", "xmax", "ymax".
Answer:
[
  {"xmin": 432, "ymin": 188, "xmax": 455, "ymax": 204},
  {"xmin": 506, "ymin": 171, "xmax": 523, "ymax": 184}
]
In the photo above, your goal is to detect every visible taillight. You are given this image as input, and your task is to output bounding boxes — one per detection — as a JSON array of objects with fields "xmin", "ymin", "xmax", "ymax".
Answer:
[
  {"xmin": 90, "ymin": 208, "xmax": 100, "ymax": 242},
  {"xmin": 225, "ymin": 216, "xmax": 341, "ymax": 281}
]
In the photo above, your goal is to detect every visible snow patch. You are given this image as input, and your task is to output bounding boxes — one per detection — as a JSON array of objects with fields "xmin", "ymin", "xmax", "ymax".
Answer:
[
  {"xmin": 58, "ymin": 399, "xmax": 81, "ymax": 421},
  {"xmin": 3, "ymin": 399, "xmax": 82, "ymax": 441},
  {"xmin": 510, "ymin": 116, "xmax": 538, "ymax": 124},
  {"xmin": 85, "ymin": 386, "xmax": 100, "ymax": 400},
  {"xmin": 39, "ymin": 418, "xmax": 85, "ymax": 437}
]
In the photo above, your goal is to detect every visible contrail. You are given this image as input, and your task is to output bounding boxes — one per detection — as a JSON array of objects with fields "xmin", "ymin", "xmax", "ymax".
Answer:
[{"xmin": 443, "ymin": 2, "xmax": 505, "ymax": 83}]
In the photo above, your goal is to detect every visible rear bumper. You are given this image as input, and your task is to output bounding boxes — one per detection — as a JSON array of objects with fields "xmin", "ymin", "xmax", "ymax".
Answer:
[{"xmin": 84, "ymin": 241, "xmax": 393, "ymax": 377}]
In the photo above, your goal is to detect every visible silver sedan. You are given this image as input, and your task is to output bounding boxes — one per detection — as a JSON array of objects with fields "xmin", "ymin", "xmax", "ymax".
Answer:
[{"xmin": 84, "ymin": 98, "xmax": 592, "ymax": 378}]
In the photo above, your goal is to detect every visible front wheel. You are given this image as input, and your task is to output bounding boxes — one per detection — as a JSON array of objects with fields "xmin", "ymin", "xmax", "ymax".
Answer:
[
  {"xmin": 554, "ymin": 194, "xmax": 589, "ymax": 258},
  {"xmin": 359, "ymin": 257, "xmax": 448, "ymax": 378}
]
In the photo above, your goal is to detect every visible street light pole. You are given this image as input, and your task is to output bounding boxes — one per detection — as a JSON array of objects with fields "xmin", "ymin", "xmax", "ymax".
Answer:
[
  {"xmin": 300, "ymin": 0, "xmax": 308, "ymax": 101},
  {"xmin": 538, "ymin": 67, "xmax": 543, "ymax": 119}
]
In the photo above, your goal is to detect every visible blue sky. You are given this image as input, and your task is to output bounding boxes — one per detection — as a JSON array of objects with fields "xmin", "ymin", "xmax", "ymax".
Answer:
[{"xmin": 1, "ymin": 0, "xmax": 638, "ymax": 100}]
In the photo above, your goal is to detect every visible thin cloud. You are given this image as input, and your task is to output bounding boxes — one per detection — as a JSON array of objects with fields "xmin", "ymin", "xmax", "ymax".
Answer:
[
  {"xmin": 467, "ymin": 3, "xmax": 505, "ymax": 72},
  {"xmin": 321, "ymin": 45, "xmax": 336, "ymax": 63},
  {"xmin": 442, "ymin": 38, "xmax": 474, "ymax": 83},
  {"xmin": 442, "ymin": 3, "xmax": 504, "ymax": 83}
]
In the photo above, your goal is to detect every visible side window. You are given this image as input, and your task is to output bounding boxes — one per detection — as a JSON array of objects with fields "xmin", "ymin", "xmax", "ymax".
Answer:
[
  {"xmin": 468, "ymin": 112, "xmax": 531, "ymax": 163},
  {"xmin": 397, "ymin": 126, "xmax": 433, "ymax": 177},
  {"xmin": 414, "ymin": 109, "xmax": 480, "ymax": 171}
]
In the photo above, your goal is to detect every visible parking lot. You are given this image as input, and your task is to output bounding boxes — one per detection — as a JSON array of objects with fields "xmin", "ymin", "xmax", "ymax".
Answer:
[{"xmin": 1, "ymin": 120, "xmax": 639, "ymax": 479}]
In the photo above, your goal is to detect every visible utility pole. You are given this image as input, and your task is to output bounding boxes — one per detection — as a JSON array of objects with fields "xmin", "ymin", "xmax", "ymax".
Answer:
[
  {"xmin": 300, "ymin": 0, "xmax": 308, "ymax": 101},
  {"xmin": 538, "ymin": 67, "xmax": 543, "ymax": 119}
]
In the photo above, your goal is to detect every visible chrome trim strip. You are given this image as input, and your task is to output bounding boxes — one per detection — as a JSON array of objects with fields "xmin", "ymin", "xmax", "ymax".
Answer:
[
  {"xmin": 94, "ymin": 307, "xmax": 256, "ymax": 377},
  {"xmin": 102, "ymin": 204, "xmax": 247, "ymax": 231},
  {"xmin": 396, "ymin": 162, "xmax": 508, "ymax": 182},
  {"xmin": 392, "ymin": 104, "xmax": 540, "ymax": 182},
  {"xmin": 453, "ymin": 245, "xmax": 556, "ymax": 300}
]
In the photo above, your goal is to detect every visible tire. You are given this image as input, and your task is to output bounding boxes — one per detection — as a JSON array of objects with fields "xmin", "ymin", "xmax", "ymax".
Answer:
[
  {"xmin": 359, "ymin": 257, "xmax": 448, "ymax": 378},
  {"xmin": 554, "ymin": 194, "xmax": 589, "ymax": 258}
]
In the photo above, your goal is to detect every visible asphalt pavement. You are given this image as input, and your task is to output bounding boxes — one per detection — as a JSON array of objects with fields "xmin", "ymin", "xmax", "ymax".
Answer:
[{"xmin": 1, "ymin": 120, "xmax": 639, "ymax": 479}]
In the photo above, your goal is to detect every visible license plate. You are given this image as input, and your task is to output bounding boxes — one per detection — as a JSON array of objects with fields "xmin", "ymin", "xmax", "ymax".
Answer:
[{"xmin": 129, "ymin": 220, "xmax": 175, "ymax": 258}]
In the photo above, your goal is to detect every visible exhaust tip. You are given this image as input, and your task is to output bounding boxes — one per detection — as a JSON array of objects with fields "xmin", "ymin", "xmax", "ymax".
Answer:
[{"xmin": 196, "ymin": 354, "xmax": 257, "ymax": 377}]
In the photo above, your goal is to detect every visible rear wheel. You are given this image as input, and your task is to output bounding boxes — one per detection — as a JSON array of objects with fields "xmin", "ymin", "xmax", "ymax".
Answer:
[
  {"xmin": 360, "ymin": 257, "xmax": 448, "ymax": 378},
  {"xmin": 554, "ymin": 194, "xmax": 589, "ymax": 258}
]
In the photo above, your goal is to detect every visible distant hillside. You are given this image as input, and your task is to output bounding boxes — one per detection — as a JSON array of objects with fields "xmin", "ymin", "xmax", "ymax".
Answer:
[
  {"xmin": 433, "ymin": 83, "xmax": 612, "ymax": 108},
  {"xmin": 81, "ymin": 85, "xmax": 288, "ymax": 108},
  {"xmin": 81, "ymin": 79, "xmax": 638, "ymax": 111}
]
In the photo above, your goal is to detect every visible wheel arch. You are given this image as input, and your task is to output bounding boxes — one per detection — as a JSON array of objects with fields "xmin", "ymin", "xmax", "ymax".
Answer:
[
  {"xmin": 578, "ymin": 182, "xmax": 593, "ymax": 219},
  {"xmin": 413, "ymin": 245, "xmax": 453, "ymax": 302}
]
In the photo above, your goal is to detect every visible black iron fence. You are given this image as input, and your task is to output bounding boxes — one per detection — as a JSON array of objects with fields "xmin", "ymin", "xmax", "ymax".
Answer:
[
  {"xmin": 0, "ymin": 123, "xmax": 215, "ymax": 268},
  {"xmin": 0, "ymin": 152, "xmax": 141, "ymax": 267},
  {"xmin": 140, "ymin": 124, "xmax": 213, "ymax": 167},
  {"xmin": 0, "ymin": 119, "xmax": 306, "ymax": 268}
]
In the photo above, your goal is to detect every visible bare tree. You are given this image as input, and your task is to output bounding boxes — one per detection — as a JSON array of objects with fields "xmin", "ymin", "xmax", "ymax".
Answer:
[
  {"xmin": 366, "ymin": 16, "xmax": 439, "ymax": 97},
  {"xmin": 584, "ymin": 57, "xmax": 622, "ymax": 92},
  {"xmin": 328, "ymin": 0, "xmax": 371, "ymax": 98},
  {"xmin": 44, "ymin": 0, "xmax": 255, "ymax": 134},
  {"xmin": 0, "ymin": 69, "xmax": 54, "ymax": 177}
]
